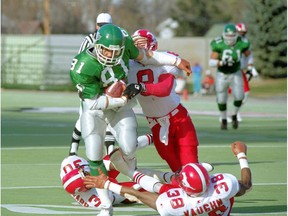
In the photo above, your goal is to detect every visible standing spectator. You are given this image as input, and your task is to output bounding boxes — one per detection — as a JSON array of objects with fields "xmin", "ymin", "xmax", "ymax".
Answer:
[
  {"xmin": 201, "ymin": 69, "xmax": 215, "ymax": 95},
  {"xmin": 192, "ymin": 62, "xmax": 202, "ymax": 96},
  {"xmin": 84, "ymin": 141, "xmax": 252, "ymax": 216},
  {"xmin": 127, "ymin": 29, "xmax": 200, "ymax": 172},
  {"xmin": 209, "ymin": 23, "xmax": 254, "ymax": 130},
  {"xmin": 69, "ymin": 24, "xmax": 192, "ymax": 216},
  {"xmin": 69, "ymin": 13, "xmax": 115, "ymax": 157}
]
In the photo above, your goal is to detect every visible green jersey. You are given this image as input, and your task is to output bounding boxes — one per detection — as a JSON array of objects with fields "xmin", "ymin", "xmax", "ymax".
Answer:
[
  {"xmin": 210, "ymin": 36, "xmax": 250, "ymax": 74},
  {"xmin": 70, "ymin": 29, "xmax": 139, "ymax": 99}
]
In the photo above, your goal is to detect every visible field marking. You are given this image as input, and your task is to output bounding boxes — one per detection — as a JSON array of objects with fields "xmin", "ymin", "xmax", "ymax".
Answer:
[
  {"xmin": 1, "ymin": 204, "xmax": 156, "ymax": 215},
  {"xmin": 0, "ymin": 204, "xmax": 286, "ymax": 215},
  {"xmin": 1, "ymin": 182, "xmax": 286, "ymax": 190},
  {"xmin": 17, "ymin": 107, "xmax": 287, "ymax": 118},
  {"xmin": 1, "ymin": 145, "xmax": 286, "ymax": 150}
]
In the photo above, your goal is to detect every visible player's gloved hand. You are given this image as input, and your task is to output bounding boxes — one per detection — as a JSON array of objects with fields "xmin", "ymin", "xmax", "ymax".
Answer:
[
  {"xmin": 123, "ymin": 83, "xmax": 146, "ymax": 99},
  {"xmin": 246, "ymin": 66, "xmax": 259, "ymax": 81}
]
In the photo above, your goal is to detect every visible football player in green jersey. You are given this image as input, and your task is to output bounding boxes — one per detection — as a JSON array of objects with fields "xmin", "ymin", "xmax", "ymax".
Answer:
[
  {"xmin": 209, "ymin": 23, "xmax": 254, "ymax": 130},
  {"xmin": 69, "ymin": 24, "xmax": 191, "ymax": 216}
]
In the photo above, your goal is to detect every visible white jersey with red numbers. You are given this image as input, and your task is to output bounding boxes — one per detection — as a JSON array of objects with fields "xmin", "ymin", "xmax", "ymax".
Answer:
[
  {"xmin": 128, "ymin": 57, "xmax": 183, "ymax": 118},
  {"xmin": 128, "ymin": 54, "xmax": 199, "ymax": 171},
  {"xmin": 156, "ymin": 173, "xmax": 240, "ymax": 216},
  {"xmin": 60, "ymin": 156, "xmax": 134, "ymax": 208}
]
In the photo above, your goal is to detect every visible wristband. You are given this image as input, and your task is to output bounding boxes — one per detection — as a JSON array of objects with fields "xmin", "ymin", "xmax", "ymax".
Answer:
[
  {"xmin": 247, "ymin": 65, "xmax": 253, "ymax": 71},
  {"xmin": 209, "ymin": 59, "xmax": 220, "ymax": 67},
  {"xmin": 140, "ymin": 83, "xmax": 146, "ymax": 92},
  {"xmin": 237, "ymin": 152, "xmax": 247, "ymax": 160},
  {"xmin": 105, "ymin": 180, "xmax": 122, "ymax": 195},
  {"xmin": 239, "ymin": 158, "xmax": 249, "ymax": 169},
  {"xmin": 175, "ymin": 57, "xmax": 181, "ymax": 67}
]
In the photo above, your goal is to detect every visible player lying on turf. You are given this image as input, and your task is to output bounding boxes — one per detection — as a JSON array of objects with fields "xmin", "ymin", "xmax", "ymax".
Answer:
[
  {"xmin": 60, "ymin": 133, "xmax": 213, "ymax": 209},
  {"xmin": 60, "ymin": 154, "xmax": 145, "ymax": 207},
  {"xmin": 60, "ymin": 132, "xmax": 156, "ymax": 208},
  {"xmin": 83, "ymin": 141, "xmax": 252, "ymax": 216}
]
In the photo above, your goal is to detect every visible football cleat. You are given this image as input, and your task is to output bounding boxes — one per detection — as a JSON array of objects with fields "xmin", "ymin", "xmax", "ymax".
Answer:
[
  {"xmin": 221, "ymin": 119, "xmax": 228, "ymax": 130},
  {"xmin": 232, "ymin": 115, "xmax": 238, "ymax": 129}
]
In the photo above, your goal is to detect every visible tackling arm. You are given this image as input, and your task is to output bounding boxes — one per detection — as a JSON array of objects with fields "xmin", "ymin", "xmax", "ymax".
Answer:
[
  {"xmin": 87, "ymin": 95, "xmax": 127, "ymax": 110},
  {"xmin": 231, "ymin": 141, "xmax": 252, "ymax": 197},
  {"xmin": 209, "ymin": 52, "xmax": 222, "ymax": 67},
  {"xmin": 142, "ymin": 73, "xmax": 174, "ymax": 97},
  {"xmin": 136, "ymin": 49, "xmax": 192, "ymax": 76}
]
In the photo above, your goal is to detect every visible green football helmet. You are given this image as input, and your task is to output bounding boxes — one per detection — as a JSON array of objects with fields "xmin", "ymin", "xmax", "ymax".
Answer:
[
  {"xmin": 95, "ymin": 24, "xmax": 125, "ymax": 66},
  {"xmin": 223, "ymin": 24, "xmax": 237, "ymax": 46}
]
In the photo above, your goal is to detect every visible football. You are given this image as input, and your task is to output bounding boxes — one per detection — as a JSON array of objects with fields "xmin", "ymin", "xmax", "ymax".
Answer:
[{"xmin": 104, "ymin": 80, "xmax": 126, "ymax": 98}]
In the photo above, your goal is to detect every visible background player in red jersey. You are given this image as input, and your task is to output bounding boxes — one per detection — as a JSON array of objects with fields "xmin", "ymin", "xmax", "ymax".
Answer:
[{"xmin": 235, "ymin": 22, "xmax": 259, "ymax": 122}]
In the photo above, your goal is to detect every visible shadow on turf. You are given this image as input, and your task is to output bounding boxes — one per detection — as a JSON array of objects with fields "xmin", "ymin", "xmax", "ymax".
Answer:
[{"xmin": 232, "ymin": 205, "xmax": 287, "ymax": 213}]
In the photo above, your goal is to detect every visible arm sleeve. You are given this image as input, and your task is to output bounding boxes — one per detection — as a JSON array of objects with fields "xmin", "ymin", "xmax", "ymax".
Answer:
[
  {"xmin": 159, "ymin": 184, "xmax": 179, "ymax": 194},
  {"xmin": 142, "ymin": 73, "xmax": 174, "ymax": 97},
  {"xmin": 87, "ymin": 95, "xmax": 127, "ymax": 110}
]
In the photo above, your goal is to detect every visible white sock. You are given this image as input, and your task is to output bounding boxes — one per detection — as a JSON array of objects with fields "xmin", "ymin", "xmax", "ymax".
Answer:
[
  {"xmin": 220, "ymin": 110, "xmax": 227, "ymax": 120},
  {"xmin": 96, "ymin": 188, "xmax": 112, "ymax": 208},
  {"xmin": 137, "ymin": 168, "xmax": 173, "ymax": 183},
  {"xmin": 132, "ymin": 171, "xmax": 162, "ymax": 193},
  {"xmin": 137, "ymin": 134, "xmax": 153, "ymax": 150}
]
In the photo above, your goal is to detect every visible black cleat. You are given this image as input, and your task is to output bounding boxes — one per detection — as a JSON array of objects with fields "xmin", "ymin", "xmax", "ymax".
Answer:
[
  {"xmin": 232, "ymin": 115, "xmax": 238, "ymax": 129},
  {"xmin": 69, "ymin": 152, "xmax": 77, "ymax": 156},
  {"xmin": 221, "ymin": 119, "xmax": 228, "ymax": 130}
]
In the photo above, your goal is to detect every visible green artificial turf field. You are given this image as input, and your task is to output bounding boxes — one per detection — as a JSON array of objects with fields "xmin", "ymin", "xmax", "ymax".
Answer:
[{"xmin": 1, "ymin": 89, "xmax": 287, "ymax": 215}]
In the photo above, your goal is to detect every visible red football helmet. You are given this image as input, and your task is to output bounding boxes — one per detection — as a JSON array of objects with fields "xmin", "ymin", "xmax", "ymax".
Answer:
[
  {"xmin": 132, "ymin": 29, "xmax": 158, "ymax": 51},
  {"xmin": 175, "ymin": 163, "xmax": 210, "ymax": 197},
  {"xmin": 236, "ymin": 23, "xmax": 248, "ymax": 33},
  {"xmin": 62, "ymin": 167, "xmax": 87, "ymax": 194}
]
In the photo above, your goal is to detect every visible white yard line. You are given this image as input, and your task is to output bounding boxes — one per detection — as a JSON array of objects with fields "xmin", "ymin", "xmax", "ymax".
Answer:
[
  {"xmin": 1, "ymin": 145, "xmax": 286, "ymax": 150},
  {"xmin": 0, "ymin": 204, "xmax": 286, "ymax": 215},
  {"xmin": 1, "ymin": 182, "xmax": 286, "ymax": 190}
]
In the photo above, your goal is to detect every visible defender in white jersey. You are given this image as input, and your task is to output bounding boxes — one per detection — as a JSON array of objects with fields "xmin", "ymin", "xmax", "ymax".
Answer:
[
  {"xmin": 125, "ymin": 29, "xmax": 199, "ymax": 172},
  {"xmin": 83, "ymin": 141, "xmax": 252, "ymax": 216},
  {"xmin": 60, "ymin": 155, "xmax": 144, "ymax": 208}
]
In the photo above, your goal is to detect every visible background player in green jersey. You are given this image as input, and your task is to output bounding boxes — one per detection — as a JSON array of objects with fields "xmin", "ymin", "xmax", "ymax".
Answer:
[
  {"xmin": 209, "ymin": 23, "xmax": 254, "ymax": 130},
  {"xmin": 69, "ymin": 24, "xmax": 191, "ymax": 216}
]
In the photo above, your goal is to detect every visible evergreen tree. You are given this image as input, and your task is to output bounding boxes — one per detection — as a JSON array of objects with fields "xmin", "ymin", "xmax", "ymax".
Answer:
[{"xmin": 245, "ymin": 0, "xmax": 287, "ymax": 78}]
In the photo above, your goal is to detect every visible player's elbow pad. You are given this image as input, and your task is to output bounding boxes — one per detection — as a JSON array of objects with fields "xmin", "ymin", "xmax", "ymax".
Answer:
[
  {"xmin": 139, "ymin": 50, "xmax": 179, "ymax": 66},
  {"xmin": 89, "ymin": 95, "xmax": 127, "ymax": 110},
  {"xmin": 209, "ymin": 59, "xmax": 219, "ymax": 67}
]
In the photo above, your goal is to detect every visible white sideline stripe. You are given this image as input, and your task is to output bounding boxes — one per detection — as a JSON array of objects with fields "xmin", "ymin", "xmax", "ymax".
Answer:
[
  {"xmin": 1, "ymin": 145, "xmax": 286, "ymax": 150},
  {"xmin": 1, "ymin": 203, "xmax": 286, "ymax": 215},
  {"xmin": 1, "ymin": 182, "xmax": 286, "ymax": 190},
  {"xmin": 18, "ymin": 106, "xmax": 287, "ymax": 118}
]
